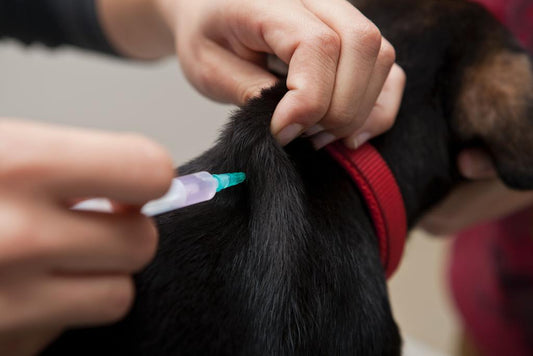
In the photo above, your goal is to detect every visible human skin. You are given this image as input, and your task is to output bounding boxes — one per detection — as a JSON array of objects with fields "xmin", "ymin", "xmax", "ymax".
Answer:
[
  {"xmin": 1, "ymin": 0, "xmax": 529, "ymax": 354},
  {"xmin": 0, "ymin": 120, "xmax": 174, "ymax": 355},
  {"xmin": 2, "ymin": 1, "xmax": 407, "ymax": 353},
  {"xmin": 98, "ymin": 0, "xmax": 407, "ymax": 149},
  {"xmin": 99, "ymin": 0, "xmax": 533, "ymax": 236},
  {"xmin": 418, "ymin": 149, "xmax": 533, "ymax": 236}
]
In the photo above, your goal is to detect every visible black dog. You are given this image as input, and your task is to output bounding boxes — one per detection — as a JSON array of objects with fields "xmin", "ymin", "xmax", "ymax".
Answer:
[{"xmin": 43, "ymin": 0, "xmax": 533, "ymax": 354}]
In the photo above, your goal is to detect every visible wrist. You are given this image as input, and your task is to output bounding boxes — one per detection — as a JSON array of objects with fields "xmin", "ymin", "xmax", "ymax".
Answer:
[{"xmin": 97, "ymin": 0, "xmax": 175, "ymax": 59}]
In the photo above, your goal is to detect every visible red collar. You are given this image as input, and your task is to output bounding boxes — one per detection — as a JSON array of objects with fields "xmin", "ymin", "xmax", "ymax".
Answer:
[{"xmin": 326, "ymin": 142, "xmax": 407, "ymax": 278}]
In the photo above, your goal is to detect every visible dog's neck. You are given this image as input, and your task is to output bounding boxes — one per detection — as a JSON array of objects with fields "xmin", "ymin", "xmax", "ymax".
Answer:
[{"xmin": 326, "ymin": 142, "xmax": 407, "ymax": 277}]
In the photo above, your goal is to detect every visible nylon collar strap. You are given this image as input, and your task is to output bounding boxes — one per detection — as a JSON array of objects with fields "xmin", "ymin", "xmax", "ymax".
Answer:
[{"xmin": 326, "ymin": 142, "xmax": 407, "ymax": 278}]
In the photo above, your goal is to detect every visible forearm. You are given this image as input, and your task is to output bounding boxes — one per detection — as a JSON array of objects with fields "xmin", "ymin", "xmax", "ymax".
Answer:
[
  {"xmin": 0, "ymin": 0, "xmax": 116, "ymax": 54},
  {"xmin": 97, "ymin": 0, "xmax": 175, "ymax": 59}
]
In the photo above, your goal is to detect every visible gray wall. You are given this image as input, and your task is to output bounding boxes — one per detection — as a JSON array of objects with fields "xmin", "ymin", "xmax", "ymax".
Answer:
[{"xmin": 0, "ymin": 42, "xmax": 229, "ymax": 165}]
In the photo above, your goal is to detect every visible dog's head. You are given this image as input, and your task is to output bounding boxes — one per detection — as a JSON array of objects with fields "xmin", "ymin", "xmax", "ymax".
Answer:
[
  {"xmin": 452, "ymin": 46, "xmax": 533, "ymax": 189},
  {"xmin": 44, "ymin": 1, "xmax": 533, "ymax": 355}
]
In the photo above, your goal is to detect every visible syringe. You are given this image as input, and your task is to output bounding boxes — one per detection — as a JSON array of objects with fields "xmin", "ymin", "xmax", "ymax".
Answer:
[{"xmin": 73, "ymin": 171, "xmax": 246, "ymax": 216}]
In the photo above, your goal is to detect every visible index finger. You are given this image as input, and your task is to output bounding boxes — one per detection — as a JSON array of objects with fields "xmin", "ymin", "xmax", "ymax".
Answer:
[
  {"xmin": 2, "ymin": 121, "xmax": 174, "ymax": 204},
  {"xmin": 270, "ymin": 28, "xmax": 341, "ymax": 145},
  {"xmin": 221, "ymin": 5, "xmax": 341, "ymax": 144}
]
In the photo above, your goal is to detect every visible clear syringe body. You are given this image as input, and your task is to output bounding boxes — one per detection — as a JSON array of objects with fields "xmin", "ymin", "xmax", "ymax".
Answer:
[
  {"xmin": 141, "ymin": 171, "xmax": 218, "ymax": 216},
  {"xmin": 72, "ymin": 171, "xmax": 245, "ymax": 216}
]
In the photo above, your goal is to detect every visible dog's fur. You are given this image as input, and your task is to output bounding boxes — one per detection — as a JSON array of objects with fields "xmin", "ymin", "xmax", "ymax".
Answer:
[{"xmin": 43, "ymin": 0, "xmax": 533, "ymax": 355}]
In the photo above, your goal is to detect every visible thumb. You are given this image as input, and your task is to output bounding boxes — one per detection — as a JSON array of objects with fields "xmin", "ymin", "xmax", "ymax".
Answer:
[{"xmin": 183, "ymin": 40, "xmax": 278, "ymax": 105}]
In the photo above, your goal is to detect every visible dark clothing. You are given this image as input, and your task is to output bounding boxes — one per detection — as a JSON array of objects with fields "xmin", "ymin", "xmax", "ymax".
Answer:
[
  {"xmin": 2, "ymin": 0, "xmax": 531, "ymax": 55},
  {"xmin": 0, "ymin": 0, "xmax": 117, "ymax": 54}
]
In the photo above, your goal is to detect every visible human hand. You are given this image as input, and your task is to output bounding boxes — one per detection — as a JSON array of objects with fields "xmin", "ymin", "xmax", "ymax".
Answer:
[
  {"xmin": 99, "ymin": 0, "xmax": 405, "ymax": 149},
  {"xmin": 163, "ymin": 0, "xmax": 406, "ymax": 148},
  {"xmin": 418, "ymin": 149, "xmax": 533, "ymax": 236},
  {"xmin": 0, "ymin": 120, "xmax": 173, "ymax": 355}
]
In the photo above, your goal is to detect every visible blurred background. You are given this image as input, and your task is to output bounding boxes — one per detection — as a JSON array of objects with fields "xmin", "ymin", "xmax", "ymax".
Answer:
[{"xmin": 0, "ymin": 42, "xmax": 460, "ymax": 355}]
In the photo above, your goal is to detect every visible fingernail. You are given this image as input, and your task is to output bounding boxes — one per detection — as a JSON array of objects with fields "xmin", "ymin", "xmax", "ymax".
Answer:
[
  {"xmin": 72, "ymin": 198, "xmax": 114, "ymax": 213},
  {"xmin": 311, "ymin": 132, "xmax": 337, "ymax": 150},
  {"xmin": 350, "ymin": 132, "xmax": 371, "ymax": 150},
  {"xmin": 276, "ymin": 123, "xmax": 303, "ymax": 146},
  {"xmin": 304, "ymin": 124, "xmax": 325, "ymax": 137}
]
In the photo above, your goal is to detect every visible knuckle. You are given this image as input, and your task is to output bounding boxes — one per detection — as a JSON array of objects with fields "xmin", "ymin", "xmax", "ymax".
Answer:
[
  {"xmin": 100, "ymin": 277, "xmax": 135, "ymax": 323},
  {"xmin": 0, "ymin": 146, "xmax": 30, "ymax": 183},
  {"xmin": 0, "ymin": 121, "xmax": 60, "ymax": 184},
  {"xmin": 0, "ymin": 210, "xmax": 44, "ymax": 263},
  {"xmin": 349, "ymin": 23, "xmax": 382, "ymax": 56},
  {"xmin": 297, "ymin": 94, "xmax": 331, "ymax": 122},
  {"xmin": 194, "ymin": 60, "xmax": 219, "ymax": 94},
  {"xmin": 0, "ymin": 158, "xmax": 43, "ymax": 184},
  {"xmin": 326, "ymin": 109, "xmax": 356, "ymax": 128},
  {"xmin": 0, "ymin": 120, "xmax": 47, "ymax": 182},
  {"xmin": 312, "ymin": 30, "xmax": 341, "ymax": 56}
]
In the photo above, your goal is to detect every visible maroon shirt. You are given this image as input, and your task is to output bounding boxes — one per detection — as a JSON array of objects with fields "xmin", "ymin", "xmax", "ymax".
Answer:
[
  {"xmin": 471, "ymin": 0, "xmax": 533, "ymax": 52},
  {"xmin": 449, "ymin": 2, "xmax": 533, "ymax": 355}
]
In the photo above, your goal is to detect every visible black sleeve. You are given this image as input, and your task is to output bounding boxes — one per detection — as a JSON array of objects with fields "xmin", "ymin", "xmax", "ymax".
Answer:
[{"xmin": 0, "ymin": 0, "xmax": 119, "ymax": 55}]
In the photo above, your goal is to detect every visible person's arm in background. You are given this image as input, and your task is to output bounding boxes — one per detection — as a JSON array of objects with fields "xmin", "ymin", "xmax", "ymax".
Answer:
[
  {"xmin": 0, "ymin": 0, "xmax": 118, "ymax": 54},
  {"xmin": 419, "ymin": 150, "xmax": 533, "ymax": 234}
]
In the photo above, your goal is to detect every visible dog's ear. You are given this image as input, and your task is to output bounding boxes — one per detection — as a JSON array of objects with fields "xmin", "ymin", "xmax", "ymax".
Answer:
[{"xmin": 453, "ymin": 48, "xmax": 533, "ymax": 190}]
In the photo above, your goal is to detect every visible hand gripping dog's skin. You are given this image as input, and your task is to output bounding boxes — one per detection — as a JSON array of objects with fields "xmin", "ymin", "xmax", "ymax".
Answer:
[{"xmin": 43, "ymin": 0, "xmax": 533, "ymax": 355}]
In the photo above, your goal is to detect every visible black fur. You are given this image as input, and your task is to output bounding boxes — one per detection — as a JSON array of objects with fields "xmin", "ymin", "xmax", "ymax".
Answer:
[{"xmin": 43, "ymin": 0, "xmax": 533, "ymax": 355}]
